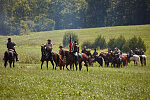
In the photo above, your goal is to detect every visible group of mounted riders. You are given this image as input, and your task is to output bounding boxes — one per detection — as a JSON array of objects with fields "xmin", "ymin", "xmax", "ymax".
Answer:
[{"xmin": 3, "ymin": 38, "xmax": 146, "ymax": 70}]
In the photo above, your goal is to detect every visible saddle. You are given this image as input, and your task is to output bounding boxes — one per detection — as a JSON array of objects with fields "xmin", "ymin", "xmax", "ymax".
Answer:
[
  {"xmin": 78, "ymin": 53, "xmax": 82, "ymax": 58},
  {"xmin": 8, "ymin": 49, "xmax": 14, "ymax": 52}
]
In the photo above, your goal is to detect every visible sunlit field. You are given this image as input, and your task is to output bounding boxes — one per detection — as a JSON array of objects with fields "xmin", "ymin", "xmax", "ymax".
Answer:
[{"xmin": 0, "ymin": 25, "xmax": 150, "ymax": 99}]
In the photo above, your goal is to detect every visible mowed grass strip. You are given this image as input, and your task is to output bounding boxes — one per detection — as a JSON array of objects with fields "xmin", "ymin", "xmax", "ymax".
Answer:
[{"xmin": 0, "ymin": 63, "xmax": 150, "ymax": 99}]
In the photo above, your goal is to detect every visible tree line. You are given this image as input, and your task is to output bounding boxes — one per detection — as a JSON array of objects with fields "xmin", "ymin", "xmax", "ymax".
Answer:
[
  {"xmin": 82, "ymin": 35, "xmax": 146, "ymax": 53},
  {"xmin": 0, "ymin": 0, "xmax": 150, "ymax": 35}
]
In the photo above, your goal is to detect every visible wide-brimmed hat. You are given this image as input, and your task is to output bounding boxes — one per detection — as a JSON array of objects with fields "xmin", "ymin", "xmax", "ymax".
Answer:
[
  {"xmin": 59, "ymin": 46, "xmax": 63, "ymax": 48},
  {"xmin": 8, "ymin": 38, "xmax": 11, "ymax": 40},
  {"xmin": 47, "ymin": 39, "xmax": 51, "ymax": 41}
]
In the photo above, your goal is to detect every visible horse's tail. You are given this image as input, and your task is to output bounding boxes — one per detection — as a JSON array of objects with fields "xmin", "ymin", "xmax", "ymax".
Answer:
[
  {"xmin": 138, "ymin": 56, "xmax": 141, "ymax": 66},
  {"xmin": 57, "ymin": 54, "xmax": 60, "ymax": 65},
  {"xmin": 4, "ymin": 51, "xmax": 9, "ymax": 61}
]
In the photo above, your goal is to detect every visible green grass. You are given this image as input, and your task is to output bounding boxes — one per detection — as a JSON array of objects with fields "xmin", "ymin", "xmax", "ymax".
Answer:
[{"xmin": 0, "ymin": 24, "xmax": 150, "ymax": 99}]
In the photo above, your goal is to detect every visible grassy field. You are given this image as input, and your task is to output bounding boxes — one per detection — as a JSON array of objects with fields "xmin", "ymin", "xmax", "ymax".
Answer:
[{"xmin": 0, "ymin": 24, "xmax": 150, "ymax": 99}]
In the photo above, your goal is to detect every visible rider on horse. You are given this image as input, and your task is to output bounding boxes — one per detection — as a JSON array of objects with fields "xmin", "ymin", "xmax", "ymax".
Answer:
[
  {"xmin": 114, "ymin": 47, "xmax": 121, "ymax": 55},
  {"xmin": 128, "ymin": 49, "xmax": 134, "ymax": 57},
  {"xmin": 7, "ymin": 38, "xmax": 19, "ymax": 61},
  {"xmin": 43, "ymin": 39, "xmax": 53, "ymax": 60},
  {"xmin": 59, "ymin": 46, "xmax": 65, "ymax": 60},
  {"xmin": 72, "ymin": 41, "xmax": 79, "ymax": 65},
  {"xmin": 140, "ymin": 49, "xmax": 144, "ymax": 55},
  {"xmin": 93, "ymin": 48, "xmax": 98, "ymax": 57},
  {"xmin": 134, "ymin": 48, "xmax": 140, "ymax": 55},
  {"xmin": 82, "ymin": 46, "xmax": 87, "ymax": 54},
  {"xmin": 108, "ymin": 48, "xmax": 112, "ymax": 53}
]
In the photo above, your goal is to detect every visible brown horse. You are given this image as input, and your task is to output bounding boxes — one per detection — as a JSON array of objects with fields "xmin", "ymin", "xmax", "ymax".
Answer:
[
  {"xmin": 78, "ymin": 53, "xmax": 89, "ymax": 71},
  {"xmin": 41, "ymin": 46, "xmax": 58, "ymax": 70},
  {"xmin": 120, "ymin": 55, "xmax": 128, "ymax": 66},
  {"xmin": 100, "ymin": 52, "xmax": 113, "ymax": 67},
  {"xmin": 64, "ymin": 51, "xmax": 78, "ymax": 71},
  {"xmin": 4, "ymin": 49, "xmax": 15, "ymax": 68},
  {"xmin": 57, "ymin": 54, "xmax": 66, "ymax": 70}
]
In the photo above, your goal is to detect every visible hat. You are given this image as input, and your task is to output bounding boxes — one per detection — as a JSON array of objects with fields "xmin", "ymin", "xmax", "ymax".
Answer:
[
  {"xmin": 47, "ymin": 39, "xmax": 51, "ymax": 41},
  {"xmin": 59, "ymin": 46, "xmax": 63, "ymax": 48},
  {"xmin": 8, "ymin": 38, "xmax": 11, "ymax": 40}
]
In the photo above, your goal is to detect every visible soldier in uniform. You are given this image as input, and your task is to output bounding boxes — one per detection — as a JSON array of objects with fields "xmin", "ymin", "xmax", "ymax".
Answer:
[
  {"xmin": 93, "ymin": 48, "xmax": 98, "ymax": 57},
  {"xmin": 59, "ymin": 46, "xmax": 65, "ymax": 60},
  {"xmin": 134, "ymin": 48, "xmax": 139, "ymax": 55},
  {"xmin": 82, "ymin": 46, "xmax": 87, "ymax": 54},
  {"xmin": 7, "ymin": 38, "xmax": 19, "ymax": 61},
  {"xmin": 108, "ymin": 48, "xmax": 112, "ymax": 53},
  {"xmin": 43, "ymin": 39, "xmax": 53, "ymax": 60},
  {"xmin": 72, "ymin": 41, "xmax": 78, "ymax": 65},
  {"xmin": 128, "ymin": 49, "xmax": 134, "ymax": 57}
]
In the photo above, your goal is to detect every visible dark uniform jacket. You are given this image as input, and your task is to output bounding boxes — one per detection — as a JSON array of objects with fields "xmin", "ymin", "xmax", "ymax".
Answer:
[
  {"xmin": 73, "ymin": 45, "xmax": 78, "ymax": 53},
  {"xmin": 7, "ymin": 42, "xmax": 16, "ymax": 50},
  {"xmin": 93, "ymin": 51, "xmax": 98, "ymax": 56},
  {"xmin": 59, "ymin": 49, "xmax": 65, "ymax": 59}
]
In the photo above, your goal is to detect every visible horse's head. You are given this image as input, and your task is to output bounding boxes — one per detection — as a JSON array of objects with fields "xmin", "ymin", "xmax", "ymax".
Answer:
[
  {"xmin": 41, "ymin": 46, "xmax": 46, "ymax": 52},
  {"xmin": 64, "ymin": 51, "xmax": 70, "ymax": 57}
]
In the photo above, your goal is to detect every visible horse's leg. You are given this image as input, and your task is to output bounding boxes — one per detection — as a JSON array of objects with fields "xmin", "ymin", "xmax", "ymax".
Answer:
[
  {"xmin": 9, "ymin": 60, "xmax": 12, "ymax": 68},
  {"xmin": 75, "ymin": 63, "xmax": 78, "ymax": 71},
  {"xmin": 66, "ymin": 64, "xmax": 69, "ymax": 71},
  {"xmin": 13, "ymin": 60, "xmax": 15, "ymax": 68},
  {"xmin": 79, "ymin": 63, "xmax": 81, "ymax": 71},
  {"xmin": 41, "ymin": 61, "xmax": 44, "ymax": 69},
  {"xmin": 144, "ymin": 58, "xmax": 146, "ymax": 66},
  {"xmin": 84, "ymin": 61, "xmax": 88, "ymax": 72},
  {"xmin": 46, "ymin": 61, "xmax": 48, "ymax": 70},
  {"xmin": 63, "ymin": 66, "xmax": 64, "ymax": 70},
  {"xmin": 50, "ymin": 60, "xmax": 54, "ymax": 70},
  {"xmin": 4, "ymin": 60, "xmax": 7, "ymax": 68},
  {"xmin": 60, "ymin": 65, "xmax": 62, "ymax": 70}
]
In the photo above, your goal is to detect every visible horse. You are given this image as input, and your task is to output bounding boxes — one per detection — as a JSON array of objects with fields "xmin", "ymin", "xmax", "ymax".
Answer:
[
  {"xmin": 3, "ymin": 49, "xmax": 15, "ymax": 68},
  {"xmin": 139, "ymin": 55, "xmax": 146, "ymax": 66},
  {"xmin": 41, "ymin": 46, "xmax": 58, "ymax": 70},
  {"xmin": 78, "ymin": 53, "xmax": 89, "ymax": 71},
  {"xmin": 91, "ymin": 56, "xmax": 103, "ymax": 67},
  {"xmin": 120, "ymin": 55, "xmax": 128, "ymax": 66},
  {"xmin": 99, "ymin": 52, "xmax": 113, "ymax": 67},
  {"xmin": 57, "ymin": 54, "xmax": 66, "ymax": 70},
  {"xmin": 111, "ymin": 54, "xmax": 121, "ymax": 68},
  {"xmin": 64, "ymin": 51, "xmax": 78, "ymax": 71},
  {"xmin": 128, "ymin": 55, "xmax": 141, "ymax": 66}
]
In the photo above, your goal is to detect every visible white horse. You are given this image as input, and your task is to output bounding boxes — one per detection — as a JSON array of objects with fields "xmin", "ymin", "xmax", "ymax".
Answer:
[
  {"xmin": 139, "ymin": 55, "xmax": 146, "ymax": 66},
  {"xmin": 129, "ymin": 55, "xmax": 141, "ymax": 66}
]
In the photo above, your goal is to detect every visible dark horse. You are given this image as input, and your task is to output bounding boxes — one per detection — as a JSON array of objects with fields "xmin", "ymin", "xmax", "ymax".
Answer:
[
  {"xmin": 78, "ymin": 53, "xmax": 89, "ymax": 71},
  {"xmin": 100, "ymin": 52, "xmax": 113, "ymax": 67},
  {"xmin": 63, "ymin": 51, "xmax": 78, "ymax": 71},
  {"xmin": 41, "ymin": 46, "xmax": 58, "ymax": 70},
  {"xmin": 64, "ymin": 51, "xmax": 90, "ymax": 71},
  {"xmin": 4, "ymin": 49, "xmax": 15, "ymax": 68}
]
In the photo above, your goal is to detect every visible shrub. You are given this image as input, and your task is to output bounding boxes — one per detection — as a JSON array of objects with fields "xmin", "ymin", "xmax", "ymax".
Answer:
[
  {"xmin": 93, "ymin": 35, "xmax": 107, "ymax": 49},
  {"xmin": 63, "ymin": 32, "xmax": 79, "ymax": 47},
  {"xmin": 81, "ymin": 41, "xmax": 93, "ymax": 49}
]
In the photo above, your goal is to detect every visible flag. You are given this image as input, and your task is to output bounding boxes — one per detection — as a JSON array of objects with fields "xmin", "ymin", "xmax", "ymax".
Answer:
[{"xmin": 69, "ymin": 33, "xmax": 72, "ymax": 52}]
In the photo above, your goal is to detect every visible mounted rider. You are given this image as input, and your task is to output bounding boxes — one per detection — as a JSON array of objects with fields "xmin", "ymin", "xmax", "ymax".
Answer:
[
  {"xmin": 82, "ymin": 46, "xmax": 87, "ymax": 54},
  {"xmin": 43, "ymin": 39, "xmax": 53, "ymax": 60},
  {"xmin": 134, "ymin": 48, "xmax": 140, "ymax": 55},
  {"xmin": 114, "ymin": 47, "xmax": 121, "ymax": 55},
  {"xmin": 59, "ymin": 46, "xmax": 65, "ymax": 60},
  {"xmin": 140, "ymin": 49, "xmax": 144, "ymax": 55},
  {"xmin": 128, "ymin": 49, "xmax": 134, "ymax": 58},
  {"xmin": 72, "ymin": 41, "xmax": 79, "ymax": 65},
  {"xmin": 7, "ymin": 38, "xmax": 19, "ymax": 61},
  {"xmin": 108, "ymin": 48, "xmax": 113, "ymax": 53},
  {"xmin": 93, "ymin": 48, "xmax": 98, "ymax": 57}
]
